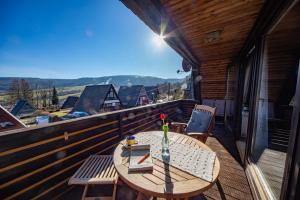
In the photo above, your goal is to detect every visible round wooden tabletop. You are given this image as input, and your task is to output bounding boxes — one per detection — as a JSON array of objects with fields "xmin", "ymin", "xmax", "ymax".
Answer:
[{"xmin": 113, "ymin": 131, "xmax": 220, "ymax": 199}]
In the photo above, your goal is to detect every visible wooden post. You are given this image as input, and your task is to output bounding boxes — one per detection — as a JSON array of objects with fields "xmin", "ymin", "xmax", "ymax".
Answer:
[
  {"xmin": 118, "ymin": 113, "xmax": 124, "ymax": 140},
  {"xmin": 168, "ymin": 83, "xmax": 170, "ymax": 101}
]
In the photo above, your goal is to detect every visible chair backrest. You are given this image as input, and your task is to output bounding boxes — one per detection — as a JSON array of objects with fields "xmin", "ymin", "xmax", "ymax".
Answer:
[{"xmin": 193, "ymin": 104, "xmax": 216, "ymax": 133}]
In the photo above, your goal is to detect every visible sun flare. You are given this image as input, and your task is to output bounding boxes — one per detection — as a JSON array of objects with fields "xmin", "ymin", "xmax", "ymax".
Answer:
[{"xmin": 152, "ymin": 33, "xmax": 166, "ymax": 48}]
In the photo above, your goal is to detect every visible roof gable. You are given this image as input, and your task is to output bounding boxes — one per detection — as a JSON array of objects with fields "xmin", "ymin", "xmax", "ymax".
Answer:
[
  {"xmin": 11, "ymin": 99, "xmax": 36, "ymax": 117},
  {"xmin": 61, "ymin": 96, "xmax": 79, "ymax": 109},
  {"xmin": 145, "ymin": 86, "xmax": 159, "ymax": 95},
  {"xmin": 73, "ymin": 84, "xmax": 119, "ymax": 114},
  {"xmin": 145, "ymin": 86, "xmax": 159, "ymax": 100},
  {"xmin": 118, "ymin": 85, "xmax": 146, "ymax": 107},
  {"xmin": 0, "ymin": 105, "xmax": 26, "ymax": 132}
]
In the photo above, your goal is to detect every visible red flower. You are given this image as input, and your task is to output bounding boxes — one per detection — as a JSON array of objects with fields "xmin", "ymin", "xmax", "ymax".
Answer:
[{"xmin": 160, "ymin": 114, "xmax": 166, "ymax": 120}]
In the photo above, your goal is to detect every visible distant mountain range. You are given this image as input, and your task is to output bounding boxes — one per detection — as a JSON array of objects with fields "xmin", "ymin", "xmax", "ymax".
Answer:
[{"xmin": 0, "ymin": 75, "xmax": 184, "ymax": 93}]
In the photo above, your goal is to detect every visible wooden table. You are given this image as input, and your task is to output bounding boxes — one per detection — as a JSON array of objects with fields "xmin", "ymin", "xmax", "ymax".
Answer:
[{"xmin": 113, "ymin": 131, "xmax": 220, "ymax": 199}]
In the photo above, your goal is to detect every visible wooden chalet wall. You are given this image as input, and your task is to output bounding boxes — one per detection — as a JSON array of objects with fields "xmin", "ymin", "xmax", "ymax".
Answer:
[
  {"xmin": 0, "ymin": 100, "xmax": 196, "ymax": 200},
  {"xmin": 201, "ymin": 59, "xmax": 229, "ymax": 99},
  {"xmin": 227, "ymin": 65, "xmax": 238, "ymax": 100}
]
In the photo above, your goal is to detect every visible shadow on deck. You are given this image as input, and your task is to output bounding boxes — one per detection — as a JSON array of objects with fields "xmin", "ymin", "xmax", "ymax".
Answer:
[
  {"xmin": 202, "ymin": 126, "xmax": 253, "ymax": 200},
  {"xmin": 59, "ymin": 125, "xmax": 253, "ymax": 200}
]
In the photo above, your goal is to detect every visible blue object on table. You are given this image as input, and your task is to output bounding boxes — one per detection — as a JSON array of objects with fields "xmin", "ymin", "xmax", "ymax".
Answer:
[{"xmin": 127, "ymin": 136, "xmax": 135, "ymax": 140}]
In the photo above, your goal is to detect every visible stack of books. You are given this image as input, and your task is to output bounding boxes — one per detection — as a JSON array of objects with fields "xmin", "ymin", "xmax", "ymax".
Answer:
[{"xmin": 128, "ymin": 144, "xmax": 153, "ymax": 172}]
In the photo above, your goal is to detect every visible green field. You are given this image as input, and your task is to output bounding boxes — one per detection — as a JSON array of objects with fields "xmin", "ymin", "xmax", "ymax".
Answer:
[
  {"xmin": 0, "ymin": 85, "xmax": 86, "ymax": 106},
  {"xmin": 56, "ymin": 85, "xmax": 85, "ymax": 103}
]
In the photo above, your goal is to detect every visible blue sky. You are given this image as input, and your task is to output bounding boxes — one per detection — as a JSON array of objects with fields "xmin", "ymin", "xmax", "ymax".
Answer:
[{"xmin": 0, "ymin": 0, "xmax": 184, "ymax": 79}]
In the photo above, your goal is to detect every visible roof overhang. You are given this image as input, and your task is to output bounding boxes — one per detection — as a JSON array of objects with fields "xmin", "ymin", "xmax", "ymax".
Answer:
[
  {"xmin": 121, "ymin": 0, "xmax": 201, "ymax": 67},
  {"xmin": 121, "ymin": 0, "xmax": 266, "ymax": 99},
  {"xmin": 121, "ymin": 0, "xmax": 264, "ymax": 66}
]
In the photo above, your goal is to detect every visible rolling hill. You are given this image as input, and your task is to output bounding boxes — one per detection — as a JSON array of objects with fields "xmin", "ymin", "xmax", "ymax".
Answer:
[{"xmin": 0, "ymin": 75, "xmax": 184, "ymax": 93}]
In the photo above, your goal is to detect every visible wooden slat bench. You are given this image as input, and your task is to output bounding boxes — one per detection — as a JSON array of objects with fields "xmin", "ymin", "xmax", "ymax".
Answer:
[{"xmin": 69, "ymin": 155, "xmax": 118, "ymax": 200}]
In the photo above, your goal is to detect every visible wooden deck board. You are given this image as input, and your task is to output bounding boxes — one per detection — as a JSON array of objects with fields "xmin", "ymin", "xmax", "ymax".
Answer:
[
  {"xmin": 253, "ymin": 148, "xmax": 286, "ymax": 200},
  {"xmin": 200, "ymin": 136, "xmax": 253, "ymax": 200}
]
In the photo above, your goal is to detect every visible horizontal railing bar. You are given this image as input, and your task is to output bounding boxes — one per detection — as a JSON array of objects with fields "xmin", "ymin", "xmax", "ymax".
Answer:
[
  {"xmin": 0, "ymin": 127, "xmax": 119, "ymax": 173},
  {"xmin": 43, "ymin": 123, "xmax": 158, "ymax": 200},
  {"xmin": 0, "ymin": 120, "xmax": 118, "ymax": 157},
  {"xmin": 0, "ymin": 135, "xmax": 119, "ymax": 189},
  {"xmin": 0, "ymin": 100, "xmax": 183, "ymax": 137},
  {"xmin": 122, "ymin": 106, "xmax": 177, "ymax": 128},
  {"xmin": 51, "ymin": 185, "xmax": 74, "ymax": 200},
  {"xmin": 5, "ymin": 143, "xmax": 118, "ymax": 200},
  {"xmin": 31, "ymin": 177, "xmax": 69, "ymax": 200},
  {"xmin": 1, "ymin": 109, "xmax": 179, "ymax": 190},
  {"xmin": 121, "ymin": 102, "xmax": 179, "ymax": 121},
  {"xmin": 0, "ymin": 100, "xmax": 196, "ymax": 199},
  {"xmin": 0, "ymin": 101, "xmax": 181, "ymax": 154},
  {"xmin": 31, "ymin": 142, "xmax": 118, "ymax": 200},
  {"xmin": 4, "ymin": 158, "xmax": 83, "ymax": 200},
  {"xmin": 123, "ymin": 110, "xmax": 176, "ymax": 135},
  {"xmin": 6, "ymin": 119, "xmax": 159, "ymax": 199}
]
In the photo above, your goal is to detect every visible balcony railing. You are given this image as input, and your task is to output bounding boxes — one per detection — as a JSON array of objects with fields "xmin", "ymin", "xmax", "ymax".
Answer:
[{"xmin": 0, "ymin": 99, "xmax": 196, "ymax": 199}]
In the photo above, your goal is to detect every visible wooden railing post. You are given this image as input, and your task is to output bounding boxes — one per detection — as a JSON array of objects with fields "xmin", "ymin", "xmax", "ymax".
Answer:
[{"xmin": 118, "ymin": 112, "xmax": 124, "ymax": 140}]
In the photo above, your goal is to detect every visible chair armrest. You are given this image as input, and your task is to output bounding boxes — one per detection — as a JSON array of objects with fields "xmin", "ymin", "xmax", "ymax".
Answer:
[
  {"xmin": 171, "ymin": 122, "xmax": 187, "ymax": 126},
  {"xmin": 186, "ymin": 132, "xmax": 209, "ymax": 143},
  {"xmin": 170, "ymin": 122, "xmax": 187, "ymax": 133},
  {"xmin": 186, "ymin": 132, "xmax": 206, "ymax": 136}
]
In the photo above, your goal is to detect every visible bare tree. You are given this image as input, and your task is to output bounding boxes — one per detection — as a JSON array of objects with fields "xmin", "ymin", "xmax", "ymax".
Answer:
[
  {"xmin": 40, "ymin": 89, "xmax": 48, "ymax": 108},
  {"xmin": 20, "ymin": 79, "xmax": 34, "ymax": 103},
  {"xmin": 48, "ymin": 80, "xmax": 53, "ymax": 107},
  {"xmin": 7, "ymin": 79, "xmax": 34, "ymax": 105},
  {"xmin": 8, "ymin": 79, "xmax": 21, "ymax": 105},
  {"xmin": 35, "ymin": 83, "xmax": 40, "ymax": 108}
]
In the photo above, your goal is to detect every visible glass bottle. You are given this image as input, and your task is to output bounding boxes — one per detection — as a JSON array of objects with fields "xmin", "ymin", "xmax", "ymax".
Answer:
[{"xmin": 162, "ymin": 123, "xmax": 170, "ymax": 157}]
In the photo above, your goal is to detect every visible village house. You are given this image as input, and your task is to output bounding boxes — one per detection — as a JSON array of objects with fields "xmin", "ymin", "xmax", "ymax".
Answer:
[
  {"xmin": 10, "ymin": 99, "xmax": 36, "ymax": 118},
  {"xmin": 0, "ymin": 105, "xmax": 26, "ymax": 132},
  {"xmin": 61, "ymin": 96, "xmax": 79, "ymax": 109},
  {"xmin": 145, "ymin": 86, "xmax": 159, "ymax": 103},
  {"xmin": 118, "ymin": 85, "xmax": 149, "ymax": 108},
  {"xmin": 72, "ymin": 84, "xmax": 121, "ymax": 114}
]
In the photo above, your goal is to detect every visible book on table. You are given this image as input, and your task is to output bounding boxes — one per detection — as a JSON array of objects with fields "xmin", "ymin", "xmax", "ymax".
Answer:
[{"xmin": 128, "ymin": 144, "xmax": 153, "ymax": 172}]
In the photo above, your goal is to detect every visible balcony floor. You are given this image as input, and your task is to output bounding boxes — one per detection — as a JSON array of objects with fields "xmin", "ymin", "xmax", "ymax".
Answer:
[{"xmin": 58, "ymin": 125, "xmax": 253, "ymax": 200}]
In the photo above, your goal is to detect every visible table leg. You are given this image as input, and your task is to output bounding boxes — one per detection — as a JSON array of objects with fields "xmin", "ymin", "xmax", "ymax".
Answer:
[
  {"xmin": 112, "ymin": 181, "xmax": 117, "ymax": 200},
  {"xmin": 136, "ymin": 192, "xmax": 154, "ymax": 200},
  {"xmin": 136, "ymin": 192, "xmax": 143, "ymax": 200},
  {"xmin": 81, "ymin": 185, "xmax": 88, "ymax": 200}
]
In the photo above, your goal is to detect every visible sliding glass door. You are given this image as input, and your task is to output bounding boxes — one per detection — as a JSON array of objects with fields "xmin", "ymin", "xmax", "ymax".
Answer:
[{"xmin": 249, "ymin": 3, "xmax": 300, "ymax": 198}]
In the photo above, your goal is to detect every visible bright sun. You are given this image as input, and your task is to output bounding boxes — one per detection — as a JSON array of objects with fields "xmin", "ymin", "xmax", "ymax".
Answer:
[{"xmin": 152, "ymin": 33, "xmax": 166, "ymax": 48}]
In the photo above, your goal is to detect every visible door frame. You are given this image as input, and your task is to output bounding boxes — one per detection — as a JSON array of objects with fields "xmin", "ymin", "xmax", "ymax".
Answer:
[{"xmin": 281, "ymin": 59, "xmax": 300, "ymax": 200}]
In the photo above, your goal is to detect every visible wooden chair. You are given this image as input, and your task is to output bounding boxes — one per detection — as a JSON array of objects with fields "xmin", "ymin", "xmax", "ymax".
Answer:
[
  {"xmin": 171, "ymin": 104, "xmax": 216, "ymax": 143},
  {"xmin": 69, "ymin": 155, "xmax": 118, "ymax": 200}
]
